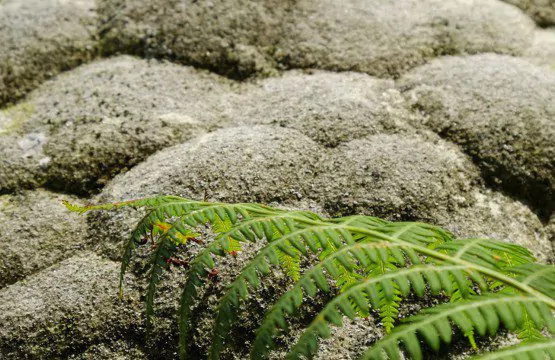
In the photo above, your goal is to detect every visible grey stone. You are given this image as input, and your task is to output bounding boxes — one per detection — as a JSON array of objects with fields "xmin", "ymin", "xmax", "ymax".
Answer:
[
  {"xmin": 434, "ymin": 189, "xmax": 553, "ymax": 263},
  {"xmin": 399, "ymin": 54, "xmax": 555, "ymax": 218},
  {"xmin": 0, "ymin": 56, "xmax": 237, "ymax": 195},
  {"xmin": 87, "ymin": 125, "xmax": 324, "ymax": 259},
  {"xmin": 96, "ymin": 0, "xmax": 284, "ymax": 79},
  {"xmin": 0, "ymin": 0, "xmax": 98, "ymax": 105},
  {"xmin": 525, "ymin": 29, "xmax": 555, "ymax": 69},
  {"xmin": 278, "ymin": 0, "xmax": 535, "ymax": 77},
  {"xmin": 547, "ymin": 214, "xmax": 555, "ymax": 248},
  {"xmin": 314, "ymin": 134, "xmax": 481, "ymax": 221},
  {"xmin": 502, "ymin": 0, "xmax": 555, "ymax": 26},
  {"xmin": 228, "ymin": 70, "xmax": 420, "ymax": 147},
  {"xmin": 0, "ymin": 252, "xmax": 142, "ymax": 360},
  {"xmin": 96, "ymin": 0, "xmax": 535, "ymax": 79},
  {"xmin": 0, "ymin": 190, "xmax": 87, "ymax": 288},
  {"xmin": 68, "ymin": 341, "xmax": 147, "ymax": 360}
]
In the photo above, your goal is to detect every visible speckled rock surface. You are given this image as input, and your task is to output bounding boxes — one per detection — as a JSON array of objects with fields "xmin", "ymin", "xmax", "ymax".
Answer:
[
  {"xmin": 0, "ymin": 0, "xmax": 98, "ymax": 105},
  {"xmin": 68, "ymin": 341, "xmax": 147, "ymax": 360},
  {"xmin": 96, "ymin": 0, "xmax": 285, "ymax": 79},
  {"xmin": 1, "ymin": 1, "xmax": 554, "ymax": 359},
  {"xmin": 0, "ymin": 190, "xmax": 87, "ymax": 288},
  {"xmin": 314, "ymin": 134, "xmax": 480, "ymax": 221},
  {"xmin": 0, "ymin": 56, "xmax": 236, "ymax": 195},
  {"xmin": 502, "ymin": 0, "xmax": 555, "ymax": 26},
  {"xmin": 525, "ymin": 28, "xmax": 555, "ymax": 68},
  {"xmin": 0, "ymin": 252, "xmax": 142, "ymax": 360},
  {"xmin": 279, "ymin": 0, "xmax": 535, "ymax": 77},
  {"xmin": 434, "ymin": 189, "xmax": 553, "ymax": 263},
  {"xmin": 87, "ymin": 125, "xmax": 324, "ymax": 259},
  {"xmin": 96, "ymin": 0, "xmax": 535, "ymax": 79},
  {"xmin": 399, "ymin": 54, "xmax": 555, "ymax": 218},
  {"xmin": 228, "ymin": 70, "xmax": 420, "ymax": 147}
]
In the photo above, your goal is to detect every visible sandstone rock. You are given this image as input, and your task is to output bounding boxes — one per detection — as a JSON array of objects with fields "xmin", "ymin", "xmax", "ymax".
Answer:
[
  {"xmin": 228, "ymin": 70, "xmax": 419, "ymax": 147},
  {"xmin": 0, "ymin": 190, "xmax": 87, "ymax": 288},
  {"xmin": 502, "ymin": 0, "xmax": 555, "ymax": 26},
  {"xmin": 0, "ymin": 56, "xmax": 236, "ymax": 195},
  {"xmin": 0, "ymin": 253, "xmax": 141, "ymax": 359},
  {"xmin": 399, "ymin": 54, "xmax": 555, "ymax": 218},
  {"xmin": 314, "ymin": 134, "xmax": 480, "ymax": 221},
  {"xmin": 0, "ymin": 0, "xmax": 98, "ymax": 105},
  {"xmin": 278, "ymin": 0, "xmax": 535, "ymax": 77}
]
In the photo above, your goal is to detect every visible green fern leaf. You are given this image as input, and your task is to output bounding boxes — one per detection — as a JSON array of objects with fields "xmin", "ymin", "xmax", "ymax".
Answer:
[
  {"xmin": 284, "ymin": 264, "xmax": 476, "ymax": 360},
  {"xmin": 64, "ymin": 197, "xmax": 555, "ymax": 360},
  {"xmin": 362, "ymin": 293, "xmax": 553, "ymax": 360}
]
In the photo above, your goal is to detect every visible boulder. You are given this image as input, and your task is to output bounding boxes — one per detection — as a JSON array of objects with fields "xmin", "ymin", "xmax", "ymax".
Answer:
[
  {"xmin": 0, "ymin": 0, "xmax": 98, "ymax": 105},
  {"xmin": 0, "ymin": 190, "xmax": 87, "ymax": 288},
  {"xmin": 525, "ymin": 29, "xmax": 555, "ymax": 69},
  {"xmin": 399, "ymin": 54, "xmax": 555, "ymax": 218},
  {"xmin": 88, "ymin": 125, "xmax": 324, "ymax": 259},
  {"xmin": 96, "ymin": 0, "xmax": 284, "ymax": 79},
  {"xmin": 0, "ymin": 253, "xmax": 141, "ymax": 359},
  {"xmin": 278, "ymin": 0, "xmax": 535, "ymax": 77},
  {"xmin": 435, "ymin": 189, "xmax": 553, "ymax": 263},
  {"xmin": 228, "ymin": 70, "xmax": 419, "ymax": 147},
  {"xmin": 0, "ymin": 56, "xmax": 236, "ymax": 195},
  {"xmin": 96, "ymin": 0, "xmax": 535, "ymax": 79},
  {"xmin": 501, "ymin": 0, "xmax": 555, "ymax": 26},
  {"xmin": 314, "ymin": 134, "xmax": 481, "ymax": 221}
]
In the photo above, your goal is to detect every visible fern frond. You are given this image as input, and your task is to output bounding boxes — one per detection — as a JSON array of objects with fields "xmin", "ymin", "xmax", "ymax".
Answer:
[
  {"xmin": 508, "ymin": 264, "xmax": 555, "ymax": 298},
  {"xmin": 468, "ymin": 339, "xmax": 555, "ymax": 360},
  {"xmin": 63, "ymin": 195, "xmax": 187, "ymax": 213},
  {"xmin": 65, "ymin": 197, "xmax": 555, "ymax": 360},
  {"xmin": 209, "ymin": 223, "xmax": 357, "ymax": 359},
  {"xmin": 516, "ymin": 310, "xmax": 545, "ymax": 344},
  {"xmin": 362, "ymin": 293, "xmax": 555, "ymax": 360},
  {"xmin": 178, "ymin": 211, "xmax": 336, "ymax": 359},
  {"xmin": 249, "ymin": 241, "xmax": 409, "ymax": 359},
  {"xmin": 365, "ymin": 259, "xmax": 402, "ymax": 333},
  {"xmin": 283, "ymin": 264, "xmax": 479, "ymax": 360}
]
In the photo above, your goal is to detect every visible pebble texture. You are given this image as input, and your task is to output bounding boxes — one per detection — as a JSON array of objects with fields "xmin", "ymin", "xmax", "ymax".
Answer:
[
  {"xmin": 1, "ymin": 0, "xmax": 554, "ymax": 359},
  {"xmin": 399, "ymin": 54, "xmax": 555, "ymax": 218}
]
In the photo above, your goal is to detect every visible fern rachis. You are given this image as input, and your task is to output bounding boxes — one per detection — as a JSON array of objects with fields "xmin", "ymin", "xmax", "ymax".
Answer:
[{"xmin": 65, "ymin": 196, "xmax": 555, "ymax": 360}]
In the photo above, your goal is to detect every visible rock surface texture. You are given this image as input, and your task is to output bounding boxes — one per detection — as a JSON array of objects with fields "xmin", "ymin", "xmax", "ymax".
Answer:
[{"xmin": 0, "ymin": 0, "xmax": 553, "ymax": 359}]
